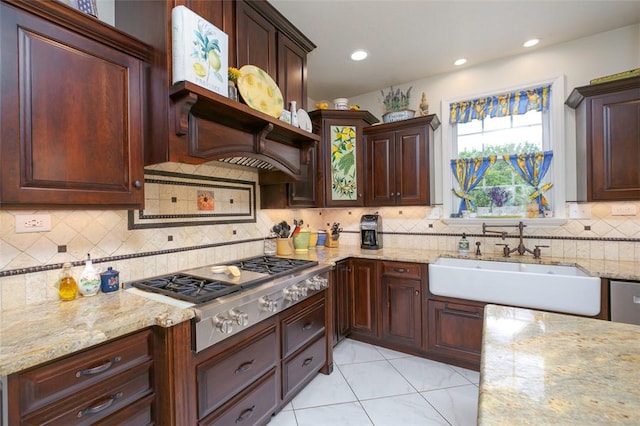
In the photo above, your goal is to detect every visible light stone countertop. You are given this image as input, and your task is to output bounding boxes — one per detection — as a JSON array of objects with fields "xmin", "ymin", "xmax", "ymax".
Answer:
[
  {"xmin": 479, "ymin": 304, "xmax": 640, "ymax": 425},
  {"xmin": 2, "ymin": 245, "xmax": 639, "ymax": 377},
  {"xmin": 0, "ymin": 290, "xmax": 194, "ymax": 376}
]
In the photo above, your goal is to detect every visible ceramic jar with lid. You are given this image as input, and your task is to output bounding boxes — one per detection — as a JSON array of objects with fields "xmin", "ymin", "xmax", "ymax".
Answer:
[{"xmin": 100, "ymin": 266, "xmax": 120, "ymax": 293}]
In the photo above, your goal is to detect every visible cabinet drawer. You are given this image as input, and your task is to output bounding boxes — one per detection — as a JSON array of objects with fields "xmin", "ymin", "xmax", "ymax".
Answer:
[
  {"xmin": 381, "ymin": 261, "xmax": 422, "ymax": 280},
  {"xmin": 282, "ymin": 336, "xmax": 326, "ymax": 398},
  {"xmin": 93, "ymin": 393, "xmax": 154, "ymax": 426},
  {"xmin": 200, "ymin": 370, "xmax": 277, "ymax": 426},
  {"xmin": 22, "ymin": 360, "xmax": 153, "ymax": 426},
  {"xmin": 18, "ymin": 330, "xmax": 152, "ymax": 416},
  {"xmin": 197, "ymin": 327, "xmax": 277, "ymax": 418},
  {"xmin": 282, "ymin": 300, "xmax": 325, "ymax": 357}
]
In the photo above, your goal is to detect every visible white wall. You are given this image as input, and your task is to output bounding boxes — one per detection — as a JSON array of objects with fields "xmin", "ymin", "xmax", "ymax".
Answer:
[{"xmin": 349, "ymin": 24, "xmax": 640, "ymax": 204}]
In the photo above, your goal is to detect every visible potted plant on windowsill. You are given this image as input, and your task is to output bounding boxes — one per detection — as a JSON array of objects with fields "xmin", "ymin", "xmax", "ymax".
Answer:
[{"xmin": 380, "ymin": 86, "xmax": 415, "ymax": 123}]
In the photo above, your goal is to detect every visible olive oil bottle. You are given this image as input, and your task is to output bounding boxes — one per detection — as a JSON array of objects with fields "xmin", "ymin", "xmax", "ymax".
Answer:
[{"xmin": 58, "ymin": 262, "xmax": 78, "ymax": 301}]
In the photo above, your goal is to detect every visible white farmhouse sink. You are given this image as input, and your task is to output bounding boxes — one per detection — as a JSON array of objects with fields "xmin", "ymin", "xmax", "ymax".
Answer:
[{"xmin": 428, "ymin": 257, "xmax": 601, "ymax": 316}]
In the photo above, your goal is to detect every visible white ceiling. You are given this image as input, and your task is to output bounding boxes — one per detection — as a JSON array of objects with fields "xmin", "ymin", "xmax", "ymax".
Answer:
[{"xmin": 269, "ymin": 0, "xmax": 640, "ymax": 101}]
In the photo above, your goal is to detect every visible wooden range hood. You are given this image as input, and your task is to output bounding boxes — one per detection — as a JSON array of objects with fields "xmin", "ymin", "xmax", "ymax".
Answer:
[{"xmin": 163, "ymin": 82, "xmax": 320, "ymax": 184}]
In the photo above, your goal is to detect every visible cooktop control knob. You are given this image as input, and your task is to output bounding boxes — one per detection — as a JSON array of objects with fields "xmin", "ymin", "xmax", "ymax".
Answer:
[
  {"xmin": 306, "ymin": 276, "xmax": 329, "ymax": 291},
  {"xmin": 229, "ymin": 309, "xmax": 249, "ymax": 326},
  {"xmin": 283, "ymin": 285, "xmax": 300, "ymax": 301},
  {"xmin": 260, "ymin": 296, "xmax": 278, "ymax": 313},
  {"xmin": 297, "ymin": 284, "xmax": 308, "ymax": 297},
  {"xmin": 213, "ymin": 314, "xmax": 233, "ymax": 334}
]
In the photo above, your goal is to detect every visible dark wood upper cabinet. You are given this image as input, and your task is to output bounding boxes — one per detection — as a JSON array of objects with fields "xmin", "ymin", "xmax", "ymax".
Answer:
[
  {"xmin": 364, "ymin": 115, "xmax": 440, "ymax": 206},
  {"xmin": 566, "ymin": 77, "xmax": 640, "ymax": 201},
  {"xmin": 0, "ymin": 0, "xmax": 148, "ymax": 209},
  {"xmin": 115, "ymin": 0, "xmax": 317, "ymax": 181}
]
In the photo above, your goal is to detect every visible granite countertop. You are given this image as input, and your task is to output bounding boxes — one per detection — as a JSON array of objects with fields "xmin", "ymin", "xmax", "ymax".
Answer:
[
  {"xmin": 479, "ymin": 304, "xmax": 640, "ymax": 425},
  {"xmin": 0, "ymin": 290, "xmax": 194, "ymax": 376},
  {"xmin": 2, "ymin": 245, "xmax": 639, "ymax": 377}
]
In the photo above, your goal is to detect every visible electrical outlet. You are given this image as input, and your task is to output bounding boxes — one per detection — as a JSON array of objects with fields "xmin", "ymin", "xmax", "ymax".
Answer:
[
  {"xmin": 568, "ymin": 203, "xmax": 591, "ymax": 219},
  {"xmin": 611, "ymin": 204, "xmax": 637, "ymax": 216},
  {"xmin": 15, "ymin": 214, "xmax": 52, "ymax": 233}
]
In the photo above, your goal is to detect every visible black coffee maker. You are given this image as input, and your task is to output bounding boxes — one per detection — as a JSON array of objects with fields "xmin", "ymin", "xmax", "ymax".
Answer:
[{"xmin": 360, "ymin": 214, "xmax": 382, "ymax": 250}]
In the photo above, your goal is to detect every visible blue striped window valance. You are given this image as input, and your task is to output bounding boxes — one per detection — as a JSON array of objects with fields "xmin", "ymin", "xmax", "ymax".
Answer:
[{"xmin": 449, "ymin": 85, "xmax": 551, "ymax": 124}]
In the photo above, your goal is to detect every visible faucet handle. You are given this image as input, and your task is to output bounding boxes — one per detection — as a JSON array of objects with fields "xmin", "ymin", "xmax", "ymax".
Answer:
[
  {"xmin": 533, "ymin": 245, "xmax": 549, "ymax": 259},
  {"xmin": 496, "ymin": 243, "xmax": 510, "ymax": 257}
]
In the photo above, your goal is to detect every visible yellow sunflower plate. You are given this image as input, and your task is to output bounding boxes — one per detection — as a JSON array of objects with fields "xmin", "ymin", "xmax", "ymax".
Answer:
[{"xmin": 237, "ymin": 65, "xmax": 284, "ymax": 118}]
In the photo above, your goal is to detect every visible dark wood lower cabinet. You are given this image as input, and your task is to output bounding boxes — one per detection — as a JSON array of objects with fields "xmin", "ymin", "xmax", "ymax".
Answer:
[
  {"xmin": 7, "ymin": 329, "xmax": 155, "ymax": 425},
  {"xmin": 426, "ymin": 299, "xmax": 484, "ymax": 370},
  {"xmin": 333, "ymin": 260, "xmax": 351, "ymax": 345},
  {"xmin": 349, "ymin": 259, "xmax": 379, "ymax": 339},
  {"xmin": 380, "ymin": 262, "xmax": 424, "ymax": 349}
]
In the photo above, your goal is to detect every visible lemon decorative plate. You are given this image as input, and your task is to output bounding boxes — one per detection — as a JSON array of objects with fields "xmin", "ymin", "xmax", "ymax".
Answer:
[{"xmin": 237, "ymin": 65, "xmax": 284, "ymax": 118}]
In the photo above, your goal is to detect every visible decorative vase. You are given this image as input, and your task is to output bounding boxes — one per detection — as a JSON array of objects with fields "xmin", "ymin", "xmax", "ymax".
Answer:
[
  {"xmin": 228, "ymin": 80, "xmax": 238, "ymax": 101},
  {"xmin": 382, "ymin": 109, "xmax": 415, "ymax": 123}
]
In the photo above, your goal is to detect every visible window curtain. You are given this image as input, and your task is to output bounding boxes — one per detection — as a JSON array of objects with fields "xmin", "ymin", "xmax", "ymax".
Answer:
[
  {"xmin": 451, "ymin": 156, "xmax": 496, "ymax": 213},
  {"xmin": 504, "ymin": 151, "xmax": 554, "ymax": 213},
  {"xmin": 449, "ymin": 85, "xmax": 551, "ymax": 124}
]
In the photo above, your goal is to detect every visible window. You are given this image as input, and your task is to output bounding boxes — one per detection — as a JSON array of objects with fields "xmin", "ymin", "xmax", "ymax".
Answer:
[{"xmin": 449, "ymin": 85, "xmax": 555, "ymax": 219}]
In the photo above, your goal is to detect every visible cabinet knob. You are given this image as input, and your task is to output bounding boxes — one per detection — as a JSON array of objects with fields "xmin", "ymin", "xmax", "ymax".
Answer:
[
  {"xmin": 396, "ymin": 192, "xmax": 400, "ymax": 196},
  {"xmin": 133, "ymin": 180, "xmax": 142, "ymax": 189}
]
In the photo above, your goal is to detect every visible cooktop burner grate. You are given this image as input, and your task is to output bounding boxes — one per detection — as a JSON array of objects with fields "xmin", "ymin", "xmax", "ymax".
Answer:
[
  {"xmin": 131, "ymin": 274, "xmax": 238, "ymax": 304},
  {"xmin": 227, "ymin": 256, "xmax": 317, "ymax": 275}
]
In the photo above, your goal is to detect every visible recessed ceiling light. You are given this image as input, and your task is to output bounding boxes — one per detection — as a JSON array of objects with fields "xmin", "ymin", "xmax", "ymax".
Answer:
[
  {"xmin": 523, "ymin": 39, "xmax": 539, "ymax": 48},
  {"xmin": 350, "ymin": 49, "xmax": 368, "ymax": 61},
  {"xmin": 454, "ymin": 58, "xmax": 467, "ymax": 66}
]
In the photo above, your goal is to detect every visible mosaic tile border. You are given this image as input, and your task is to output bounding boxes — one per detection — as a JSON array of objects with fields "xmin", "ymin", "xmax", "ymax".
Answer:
[
  {"xmin": 3, "ymin": 231, "xmax": 638, "ymax": 279},
  {"xmin": 0, "ymin": 238, "xmax": 263, "ymax": 278},
  {"xmin": 128, "ymin": 170, "xmax": 256, "ymax": 229}
]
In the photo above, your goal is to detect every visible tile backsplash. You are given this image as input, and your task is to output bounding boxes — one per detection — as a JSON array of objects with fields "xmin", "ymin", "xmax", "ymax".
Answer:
[{"xmin": 1, "ymin": 162, "xmax": 639, "ymax": 311}]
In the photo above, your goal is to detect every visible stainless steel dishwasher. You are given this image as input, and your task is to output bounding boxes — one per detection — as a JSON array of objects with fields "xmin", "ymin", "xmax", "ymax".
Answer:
[{"xmin": 610, "ymin": 281, "xmax": 640, "ymax": 325}]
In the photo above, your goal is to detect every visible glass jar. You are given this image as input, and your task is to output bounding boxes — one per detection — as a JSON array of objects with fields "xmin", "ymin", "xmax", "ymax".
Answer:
[
  {"xmin": 58, "ymin": 262, "xmax": 78, "ymax": 301},
  {"xmin": 264, "ymin": 232, "xmax": 277, "ymax": 255}
]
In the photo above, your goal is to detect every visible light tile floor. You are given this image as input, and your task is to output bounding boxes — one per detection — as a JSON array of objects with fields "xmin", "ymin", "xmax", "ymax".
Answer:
[{"xmin": 269, "ymin": 338, "xmax": 479, "ymax": 426}]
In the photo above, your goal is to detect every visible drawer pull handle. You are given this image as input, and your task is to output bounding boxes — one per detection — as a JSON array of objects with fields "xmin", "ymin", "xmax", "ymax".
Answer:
[
  {"xmin": 77, "ymin": 391, "xmax": 123, "ymax": 417},
  {"xmin": 302, "ymin": 322, "xmax": 314, "ymax": 331},
  {"xmin": 76, "ymin": 356, "xmax": 122, "ymax": 378},
  {"xmin": 235, "ymin": 360, "xmax": 255, "ymax": 374},
  {"xmin": 393, "ymin": 268, "xmax": 409, "ymax": 273},
  {"xmin": 302, "ymin": 356, "xmax": 314, "ymax": 367},
  {"xmin": 235, "ymin": 405, "xmax": 255, "ymax": 423}
]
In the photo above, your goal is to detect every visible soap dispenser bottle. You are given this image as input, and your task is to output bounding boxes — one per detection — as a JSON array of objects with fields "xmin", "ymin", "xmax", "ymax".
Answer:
[
  {"xmin": 458, "ymin": 233, "xmax": 470, "ymax": 254},
  {"xmin": 79, "ymin": 253, "xmax": 100, "ymax": 296}
]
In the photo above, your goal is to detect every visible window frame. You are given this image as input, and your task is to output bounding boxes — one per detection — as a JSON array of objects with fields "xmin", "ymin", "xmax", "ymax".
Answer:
[{"xmin": 441, "ymin": 76, "xmax": 566, "ymax": 225}]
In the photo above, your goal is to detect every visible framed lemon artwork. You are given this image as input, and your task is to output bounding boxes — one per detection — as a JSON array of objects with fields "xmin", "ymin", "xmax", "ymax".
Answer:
[{"xmin": 237, "ymin": 65, "xmax": 284, "ymax": 118}]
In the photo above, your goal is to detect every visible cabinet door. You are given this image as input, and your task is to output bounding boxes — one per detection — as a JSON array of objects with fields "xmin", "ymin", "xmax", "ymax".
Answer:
[
  {"xmin": 0, "ymin": 3, "xmax": 145, "ymax": 208},
  {"xmin": 289, "ymin": 144, "xmax": 318, "ymax": 207},
  {"xmin": 366, "ymin": 131, "xmax": 396, "ymax": 206},
  {"xmin": 396, "ymin": 126, "xmax": 429, "ymax": 205},
  {"xmin": 333, "ymin": 261, "xmax": 351, "ymax": 345},
  {"xmin": 235, "ymin": 1, "xmax": 277, "ymax": 78},
  {"xmin": 349, "ymin": 259, "xmax": 379, "ymax": 337},
  {"xmin": 589, "ymin": 89, "xmax": 640, "ymax": 200},
  {"xmin": 381, "ymin": 267, "xmax": 422, "ymax": 349},
  {"xmin": 324, "ymin": 119, "xmax": 366, "ymax": 207},
  {"xmin": 277, "ymin": 33, "xmax": 307, "ymax": 110},
  {"xmin": 427, "ymin": 300, "xmax": 483, "ymax": 369}
]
